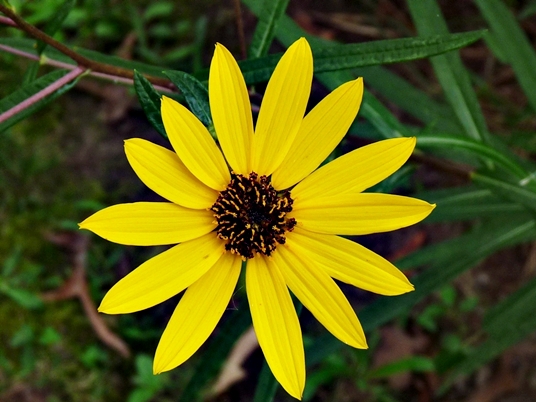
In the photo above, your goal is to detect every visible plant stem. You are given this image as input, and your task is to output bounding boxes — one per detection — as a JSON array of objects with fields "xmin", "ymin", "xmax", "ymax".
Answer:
[
  {"xmin": 0, "ymin": 4, "xmax": 174, "ymax": 90},
  {"xmin": 0, "ymin": 15, "xmax": 15, "ymax": 26}
]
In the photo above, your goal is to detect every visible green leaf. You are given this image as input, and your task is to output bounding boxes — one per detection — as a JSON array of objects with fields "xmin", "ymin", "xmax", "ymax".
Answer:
[
  {"xmin": 407, "ymin": 0, "xmax": 490, "ymax": 143},
  {"xmin": 38, "ymin": 0, "xmax": 76, "ymax": 55},
  {"xmin": 416, "ymin": 134, "xmax": 529, "ymax": 179},
  {"xmin": 415, "ymin": 186, "xmax": 526, "ymax": 223},
  {"xmin": 520, "ymin": 0, "xmax": 536, "ymax": 19},
  {"xmin": 38, "ymin": 327, "xmax": 62, "ymax": 345},
  {"xmin": 253, "ymin": 363, "xmax": 279, "ymax": 402},
  {"xmin": 10, "ymin": 324, "xmax": 34, "ymax": 347},
  {"xmin": 248, "ymin": 0, "xmax": 290, "ymax": 58},
  {"xmin": 2, "ymin": 247, "xmax": 22, "ymax": 276},
  {"xmin": 315, "ymin": 31, "xmax": 485, "ymax": 70},
  {"xmin": 368, "ymin": 356, "xmax": 435, "ymax": 379},
  {"xmin": 133, "ymin": 70, "xmax": 167, "ymax": 139},
  {"xmin": 0, "ymin": 69, "xmax": 78, "ymax": 133},
  {"xmin": 143, "ymin": 2, "xmax": 174, "ymax": 22},
  {"xmin": 2, "ymin": 286, "xmax": 43, "ymax": 309},
  {"xmin": 238, "ymin": 31, "xmax": 486, "ymax": 85},
  {"xmin": 23, "ymin": 0, "xmax": 76, "ymax": 84},
  {"xmin": 163, "ymin": 70, "xmax": 212, "ymax": 128},
  {"xmin": 474, "ymin": 0, "xmax": 536, "ymax": 112},
  {"xmin": 472, "ymin": 171, "xmax": 536, "ymax": 213}
]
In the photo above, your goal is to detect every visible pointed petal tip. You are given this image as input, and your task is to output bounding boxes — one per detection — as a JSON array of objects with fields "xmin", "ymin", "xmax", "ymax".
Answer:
[
  {"xmin": 353, "ymin": 76, "xmax": 364, "ymax": 87},
  {"xmin": 78, "ymin": 219, "xmax": 89, "ymax": 230},
  {"xmin": 153, "ymin": 357, "xmax": 176, "ymax": 375},
  {"xmin": 214, "ymin": 42, "xmax": 228, "ymax": 55},
  {"xmin": 160, "ymin": 95, "xmax": 171, "ymax": 108},
  {"xmin": 152, "ymin": 361, "xmax": 163, "ymax": 375}
]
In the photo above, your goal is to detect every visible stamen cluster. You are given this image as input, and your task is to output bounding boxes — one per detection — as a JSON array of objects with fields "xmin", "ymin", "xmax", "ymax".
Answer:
[{"xmin": 211, "ymin": 172, "xmax": 296, "ymax": 259}]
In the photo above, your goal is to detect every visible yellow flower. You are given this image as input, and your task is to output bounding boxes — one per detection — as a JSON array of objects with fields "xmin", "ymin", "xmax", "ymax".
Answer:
[{"xmin": 80, "ymin": 38, "xmax": 435, "ymax": 399}]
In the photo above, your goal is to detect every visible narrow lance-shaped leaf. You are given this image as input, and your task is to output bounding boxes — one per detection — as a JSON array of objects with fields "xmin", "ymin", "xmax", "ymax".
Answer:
[
  {"xmin": 415, "ymin": 185, "xmax": 527, "ymax": 223},
  {"xmin": 474, "ymin": 0, "xmax": 536, "ymax": 112},
  {"xmin": 23, "ymin": 0, "xmax": 76, "ymax": 84},
  {"xmin": 471, "ymin": 171, "xmax": 536, "ymax": 213},
  {"xmin": 164, "ymin": 70, "xmax": 212, "ymax": 128},
  {"xmin": 133, "ymin": 70, "xmax": 167, "ymax": 139},
  {"xmin": 237, "ymin": 31, "xmax": 486, "ymax": 85},
  {"xmin": 417, "ymin": 134, "xmax": 529, "ymax": 179},
  {"xmin": 248, "ymin": 0, "xmax": 290, "ymax": 58},
  {"xmin": 0, "ymin": 69, "xmax": 80, "ymax": 132},
  {"xmin": 407, "ymin": 0, "xmax": 490, "ymax": 143}
]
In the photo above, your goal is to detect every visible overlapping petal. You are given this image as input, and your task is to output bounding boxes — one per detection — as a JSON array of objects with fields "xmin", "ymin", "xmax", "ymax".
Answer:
[
  {"xmin": 98, "ymin": 233, "xmax": 225, "ymax": 314},
  {"xmin": 246, "ymin": 255, "xmax": 305, "ymax": 400},
  {"xmin": 291, "ymin": 193, "xmax": 435, "ymax": 235},
  {"xmin": 272, "ymin": 78, "xmax": 364, "ymax": 190},
  {"xmin": 79, "ymin": 202, "xmax": 215, "ymax": 246},
  {"xmin": 209, "ymin": 43, "xmax": 253, "ymax": 174},
  {"xmin": 291, "ymin": 137, "xmax": 417, "ymax": 200},
  {"xmin": 251, "ymin": 38, "xmax": 313, "ymax": 176},
  {"xmin": 153, "ymin": 252, "xmax": 241, "ymax": 374},
  {"xmin": 286, "ymin": 227, "xmax": 413, "ymax": 295},
  {"xmin": 161, "ymin": 96, "xmax": 230, "ymax": 190},
  {"xmin": 125, "ymin": 138, "xmax": 217, "ymax": 209},
  {"xmin": 272, "ymin": 245, "xmax": 367, "ymax": 349}
]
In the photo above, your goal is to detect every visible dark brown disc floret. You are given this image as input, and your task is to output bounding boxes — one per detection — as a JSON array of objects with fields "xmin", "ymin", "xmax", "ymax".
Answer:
[{"xmin": 210, "ymin": 172, "xmax": 296, "ymax": 259}]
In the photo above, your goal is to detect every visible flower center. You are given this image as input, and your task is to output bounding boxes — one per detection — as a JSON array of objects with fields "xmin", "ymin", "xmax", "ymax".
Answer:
[{"xmin": 211, "ymin": 172, "xmax": 296, "ymax": 259}]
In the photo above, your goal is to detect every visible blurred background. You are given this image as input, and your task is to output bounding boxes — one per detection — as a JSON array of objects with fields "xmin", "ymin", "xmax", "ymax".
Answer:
[{"xmin": 1, "ymin": 0, "xmax": 536, "ymax": 401}]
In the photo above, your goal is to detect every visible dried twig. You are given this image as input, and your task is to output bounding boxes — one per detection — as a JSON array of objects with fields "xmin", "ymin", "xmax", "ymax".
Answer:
[{"xmin": 42, "ymin": 232, "xmax": 130, "ymax": 358}]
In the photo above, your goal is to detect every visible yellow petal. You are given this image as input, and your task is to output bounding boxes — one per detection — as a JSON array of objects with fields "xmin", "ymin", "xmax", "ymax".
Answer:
[
  {"xmin": 161, "ymin": 96, "xmax": 230, "ymax": 190},
  {"xmin": 125, "ymin": 138, "xmax": 217, "ymax": 209},
  {"xmin": 79, "ymin": 202, "xmax": 215, "ymax": 246},
  {"xmin": 246, "ymin": 256, "xmax": 305, "ymax": 399},
  {"xmin": 153, "ymin": 252, "xmax": 241, "ymax": 373},
  {"xmin": 272, "ymin": 78, "xmax": 364, "ymax": 190},
  {"xmin": 98, "ymin": 233, "xmax": 225, "ymax": 314},
  {"xmin": 209, "ymin": 43, "xmax": 253, "ymax": 174},
  {"xmin": 291, "ymin": 137, "xmax": 416, "ymax": 200},
  {"xmin": 273, "ymin": 245, "xmax": 367, "ymax": 348},
  {"xmin": 291, "ymin": 193, "xmax": 435, "ymax": 235},
  {"xmin": 251, "ymin": 38, "xmax": 313, "ymax": 176},
  {"xmin": 286, "ymin": 227, "xmax": 413, "ymax": 295}
]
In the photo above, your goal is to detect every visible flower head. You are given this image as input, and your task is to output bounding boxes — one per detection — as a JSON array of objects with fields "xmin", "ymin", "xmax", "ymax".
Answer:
[{"xmin": 80, "ymin": 38, "xmax": 435, "ymax": 399}]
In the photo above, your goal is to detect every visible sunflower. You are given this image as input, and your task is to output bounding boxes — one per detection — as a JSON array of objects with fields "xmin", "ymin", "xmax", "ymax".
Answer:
[{"xmin": 80, "ymin": 37, "xmax": 435, "ymax": 399}]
